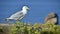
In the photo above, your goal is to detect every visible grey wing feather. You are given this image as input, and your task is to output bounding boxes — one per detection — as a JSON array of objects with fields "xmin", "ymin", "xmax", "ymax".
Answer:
[
  {"xmin": 18, "ymin": 14, "xmax": 25, "ymax": 20},
  {"xmin": 10, "ymin": 11, "xmax": 23, "ymax": 19}
]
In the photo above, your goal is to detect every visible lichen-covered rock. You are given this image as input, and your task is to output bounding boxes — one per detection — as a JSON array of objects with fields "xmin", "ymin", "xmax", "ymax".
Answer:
[{"xmin": 45, "ymin": 12, "xmax": 58, "ymax": 25}]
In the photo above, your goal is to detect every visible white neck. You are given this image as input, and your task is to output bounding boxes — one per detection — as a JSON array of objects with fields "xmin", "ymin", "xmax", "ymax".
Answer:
[{"xmin": 21, "ymin": 9, "xmax": 28, "ymax": 14}]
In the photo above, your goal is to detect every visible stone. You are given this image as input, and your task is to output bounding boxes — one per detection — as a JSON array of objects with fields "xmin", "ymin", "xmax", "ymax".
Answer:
[
  {"xmin": 0, "ymin": 24, "xmax": 14, "ymax": 34},
  {"xmin": 45, "ymin": 12, "xmax": 58, "ymax": 25}
]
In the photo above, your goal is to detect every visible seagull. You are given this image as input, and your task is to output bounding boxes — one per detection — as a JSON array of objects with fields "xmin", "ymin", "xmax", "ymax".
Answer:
[{"xmin": 5, "ymin": 6, "xmax": 30, "ymax": 21}]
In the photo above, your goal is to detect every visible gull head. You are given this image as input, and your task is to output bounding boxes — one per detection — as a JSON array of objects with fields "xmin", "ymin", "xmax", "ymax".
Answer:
[{"xmin": 22, "ymin": 6, "xmax": 30, "ymax": 11}]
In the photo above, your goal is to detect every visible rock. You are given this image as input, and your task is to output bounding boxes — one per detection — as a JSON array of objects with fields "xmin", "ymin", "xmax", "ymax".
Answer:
[
  {"xmin": 45, "ymin": 12, "xmax": 58, "ymax": 25},
  {"xmin": 0, "ymin": 24, "xmax": 14, "ymax": 34}
]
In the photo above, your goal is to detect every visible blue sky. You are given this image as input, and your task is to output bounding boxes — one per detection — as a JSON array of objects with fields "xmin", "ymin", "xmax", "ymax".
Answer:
[{"xmin": 0, "ymin": 0, "xmax": 60, "ymax": 24}]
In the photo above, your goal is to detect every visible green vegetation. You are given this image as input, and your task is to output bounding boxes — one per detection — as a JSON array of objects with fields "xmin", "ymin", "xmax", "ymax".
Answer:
[
  {"xmin": 0, "ymin": 22, "xmax": 60, "ymax": 34},
  {"xmin": 10, "ymin": 22, "xmax": 60, "ymax": 34}
]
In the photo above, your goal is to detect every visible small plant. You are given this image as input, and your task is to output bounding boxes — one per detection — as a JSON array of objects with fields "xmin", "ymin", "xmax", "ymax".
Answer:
[{"xmin": 0, "ymin": 21, "xmax": 60, "ymax": 34}]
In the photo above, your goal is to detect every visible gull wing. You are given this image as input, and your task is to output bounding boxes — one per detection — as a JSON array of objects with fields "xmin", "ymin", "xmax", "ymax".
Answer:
[
  {"xmin": 9, "ymin": 11, "xmax": 24, "ymax": 20},
  {"xmin": 18, "ymin": 14, "xmax": 25, "ymax": 20}
]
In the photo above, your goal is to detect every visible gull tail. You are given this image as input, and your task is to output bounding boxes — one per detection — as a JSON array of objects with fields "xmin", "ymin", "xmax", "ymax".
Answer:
[{"xmin": 3, "ymin": 18, "xmax": 9, "ymax": 21}]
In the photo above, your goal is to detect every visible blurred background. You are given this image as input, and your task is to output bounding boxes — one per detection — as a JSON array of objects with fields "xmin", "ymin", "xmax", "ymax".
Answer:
[{"xmin": 0, "ymin": 0, "xmax": 60, "ymax": 24}]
